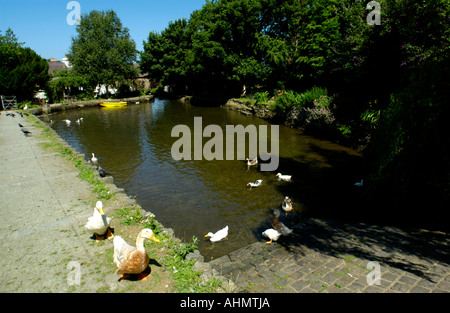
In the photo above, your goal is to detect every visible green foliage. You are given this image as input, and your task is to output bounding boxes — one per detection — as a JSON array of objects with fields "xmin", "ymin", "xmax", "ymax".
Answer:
[
  {"xmin": 114, "ymin": 207, "xmax": 143, "ymax": 226},
  {"xmin": 67, "ymin": 10, "xmax": 138, "ymax": 96},
  {"xmin": 253, "ymin": 91, "xmax": 270, "ymax": 105},
  {"xmin": 361, "ymin": 108, "xmax": 381, "ymax": 129},
  {"xmin": 271, "ymin": 86, "xmax": 329, "ymax": 114},
  {"xmin": 363, "ymin": 0, "xmax": 450, "ymax": 228},
  {"xmin": 0, "ymin": 28, "xmax": 49, "ymax": 102},
  {"xmin": 47, "ymin": 70, "xmax": 88, "ymax": 103},
  {"xmin": 303, "ymin": 94, "xmax": 336, "ymax": 129},
  {"xmin": 272, "ymin": 90, "xmax": 302, "ymax": 114}
]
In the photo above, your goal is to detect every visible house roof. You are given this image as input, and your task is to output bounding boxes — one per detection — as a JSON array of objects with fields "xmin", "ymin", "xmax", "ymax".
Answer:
[{"xmin": 48, "ymin": 60, "xmax": 68, "ymax": 75}]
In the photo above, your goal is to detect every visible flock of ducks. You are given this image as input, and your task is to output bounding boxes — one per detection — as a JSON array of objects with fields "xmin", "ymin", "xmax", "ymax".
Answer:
[
  {"xmin": 207, "ymin": 156, "xmax": 296, "ymax": 245},
  {"xmin": 61, "ymin": 117, "xmax": 83, "ymax": 127},
  {"xmin": 245, "ymin": 157, "xmax": 292, "ymax": 188}
]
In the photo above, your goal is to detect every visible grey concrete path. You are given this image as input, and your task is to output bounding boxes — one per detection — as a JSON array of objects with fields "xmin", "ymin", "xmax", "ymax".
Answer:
[{"xmin": 209, "ymin": 216, "xmax": 450, "ymax": 293}]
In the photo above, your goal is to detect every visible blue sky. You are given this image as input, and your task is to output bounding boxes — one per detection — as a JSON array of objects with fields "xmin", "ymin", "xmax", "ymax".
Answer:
[{"xmin": 0, "ymin": 0, "xmax": 207, "ymax": 61}]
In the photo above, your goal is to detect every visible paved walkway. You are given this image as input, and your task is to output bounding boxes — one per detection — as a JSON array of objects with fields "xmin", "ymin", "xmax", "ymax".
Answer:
[{"xmin": 208, "ymin": 217, "xmax": 450, "ymax": 293}]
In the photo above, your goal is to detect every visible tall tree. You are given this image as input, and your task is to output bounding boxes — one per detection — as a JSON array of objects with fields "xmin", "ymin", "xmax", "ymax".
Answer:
[
  {"xmin": 67, "ymin": 10, "xmax": 138, "ymax": 96},
  {"xmin": 141, "ymin": 19, "xmax": 192, "ymax": 94},
  {"xmin": 0, "ymin": 28, "xmax": 49, "ymax": 102}
]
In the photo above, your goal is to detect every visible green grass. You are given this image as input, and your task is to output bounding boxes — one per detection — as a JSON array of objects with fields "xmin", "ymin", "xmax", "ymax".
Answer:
[{"xmin": 114, "ymin": 207, "xmax": 144, "ymax": 226}]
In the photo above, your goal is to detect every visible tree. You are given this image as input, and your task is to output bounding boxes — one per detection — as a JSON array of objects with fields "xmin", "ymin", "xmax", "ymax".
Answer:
[
  {"xmin": 141, "ymin": 19, "xmax": 192, "ymax": 94},
  {"xmin": 0, "ymin": 28, "xmax": 49, "ymax": 102},
  {"xmin": 67, "ymin": 10, "xmax": 138, "ymax": 96},
  {"xmin": 364, "ymin": 0, "xmax": 450, "ymax": 228}
]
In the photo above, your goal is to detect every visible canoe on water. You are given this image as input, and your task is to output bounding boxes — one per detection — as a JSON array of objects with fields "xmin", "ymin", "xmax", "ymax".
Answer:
[{"xmin": 98, "ymin": 101, "xmax": 127, "ymax": 108}]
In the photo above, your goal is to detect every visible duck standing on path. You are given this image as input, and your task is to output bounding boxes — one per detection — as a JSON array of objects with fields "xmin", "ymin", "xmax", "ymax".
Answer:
[
  {"xmin": 85, "ymin": 201, "xmax": 113, "ymax": 242},
  {"xmin": 262, "ymin": 228, "xmax": 281, "ymax": 245},
  {"xmin": 114, "ymin": 228, "xmax": 160, "ymax": 281},
  {"xmin": 21, "ymin": 129, "xmax": 32, "ymax": 136}
]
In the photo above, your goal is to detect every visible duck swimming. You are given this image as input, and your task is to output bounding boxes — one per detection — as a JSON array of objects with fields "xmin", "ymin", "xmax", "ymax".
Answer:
[
  {"xmin": 276, "ymin": 173, "xmax": 292, "ymax": 181},
  {"xmin": 205, "ymin": 226, "xmax": 229, "ymax": 242},
  {"xmin": 282, "ymin": 196, "xmax": 294, "ymax": 215},
  {"xmin": 247, "ymin": 179, "xmax": 263, "ymax": 188},
  {"xmin": 114, "ymin": 228, "xmax": 160, "ymax": 281}
]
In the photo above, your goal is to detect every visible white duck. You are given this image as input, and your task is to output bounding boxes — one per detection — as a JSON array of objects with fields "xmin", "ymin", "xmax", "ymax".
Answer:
[
  {"xmin": 262, "ymin": 228, "xmax": 281, "ymax": 245},
  {"xmin": 354, "ymin": 179, "xmax": 364, "ymax": 187},
  {"xmin": 246, "ymin": 157, "xmax": 258, "ymax": 167},
  {"xmin": 276, "ymin": 173, "xmax": 292, "ymax": 181},
  {"xmin": 205, "ymin": 226, "xmax": 228, "ymax": 243},
  {"xmin": 85, "ymin": 201, "xmax": 113, "ymax": 242},
  {"xmin": 113, "ymin": 228, "xmax": 160, "ymax": 281},
  {"xmin": 63, "ymin": 119, "xmax": 71, "ymax": 126},
  {"xmin": 247, "ymin": 179, "xmax": 263, "ymax": 188},
  {"xmin": 91, "ymin": 153, "xmax": 98, "ymax": 166}
]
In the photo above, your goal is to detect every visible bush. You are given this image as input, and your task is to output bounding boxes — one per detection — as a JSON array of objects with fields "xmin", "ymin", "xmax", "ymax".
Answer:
[
  {"xmin": 253, "ymin": 91, "xmax": 270, "ymax": 105},
  {"xmin": 272, "ymin": 90, "xmax": 301, "ymax": 114},
  {"xmin": 302, "ymin": 94, "xmax": 336, "ymax": 130}
]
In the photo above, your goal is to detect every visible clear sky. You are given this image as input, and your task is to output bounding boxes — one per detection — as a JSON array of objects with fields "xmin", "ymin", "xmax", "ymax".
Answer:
[{"xmin": 0, "ymin": 0, "xmax": 207, "ymax": 61}]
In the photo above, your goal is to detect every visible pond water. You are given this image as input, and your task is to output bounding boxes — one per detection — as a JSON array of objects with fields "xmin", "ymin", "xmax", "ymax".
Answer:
[{"xmin": 43, "ymin": 98, "xmax": 364, "ymax": 260}]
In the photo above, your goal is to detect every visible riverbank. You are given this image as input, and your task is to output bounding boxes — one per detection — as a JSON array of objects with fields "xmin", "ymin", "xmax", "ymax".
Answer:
[
  {"xmin": 0, "ymin": 110, "xmax": 233, "ymax": 293},
  {"xmin": 28, "ymin": 95, "xmax": 154, "ymax": 115}
]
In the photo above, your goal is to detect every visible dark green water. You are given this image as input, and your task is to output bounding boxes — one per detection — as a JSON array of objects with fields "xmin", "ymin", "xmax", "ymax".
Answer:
[{"xmin": 44, "ymin": 98, "xmax": 364, "ymax": 260}]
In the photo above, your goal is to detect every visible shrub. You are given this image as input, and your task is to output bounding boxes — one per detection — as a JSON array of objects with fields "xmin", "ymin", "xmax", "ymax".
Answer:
[
  {"xmin": 253, "ymin": 91, "xmax": 270, "ymax": 105},
  {"xmin": 272, "ymin": 90, "xmax": 301, "ymax": 114},
  {"xmin": 303, "ymin": 94, "xmax": 336, "ymax": 128}
]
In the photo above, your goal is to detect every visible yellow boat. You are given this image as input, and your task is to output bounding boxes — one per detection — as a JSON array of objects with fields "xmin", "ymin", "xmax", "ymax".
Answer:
[{"xmin": 98, "ymin": 101, "xmax": 128, "ymax": 108}]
